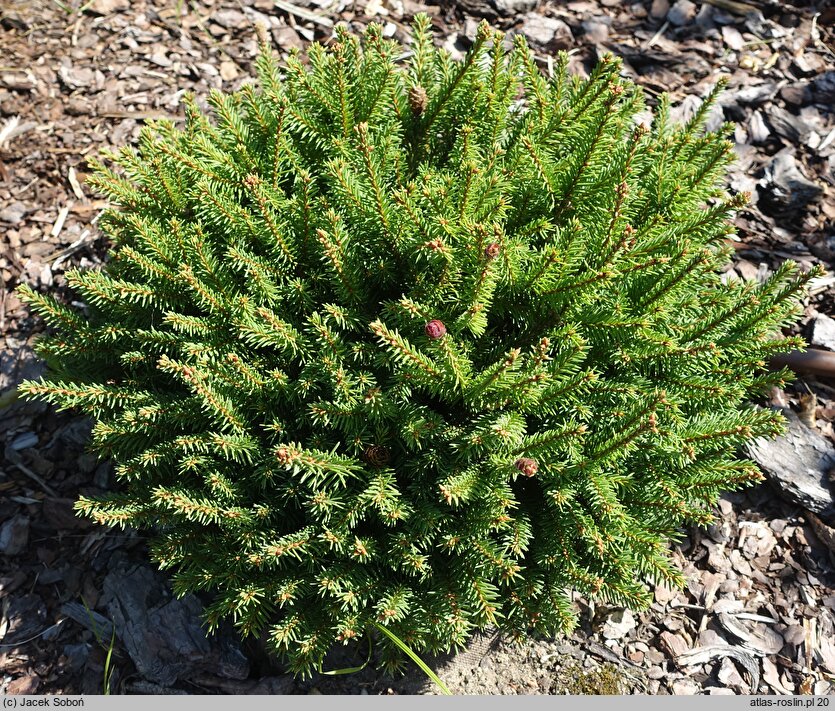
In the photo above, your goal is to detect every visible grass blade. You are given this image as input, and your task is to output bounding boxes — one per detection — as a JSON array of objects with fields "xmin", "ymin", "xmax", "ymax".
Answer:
[
  {"xmin": 372, "ymin": 622, "xmax": 452, "ymax": 695},
  {"xmin": 103, "ymin": 625, "xmax": 116, "ymax": 694},
  {"xmin": 319, "ymin": 633, "xmax": 373, "ymax": 676}
]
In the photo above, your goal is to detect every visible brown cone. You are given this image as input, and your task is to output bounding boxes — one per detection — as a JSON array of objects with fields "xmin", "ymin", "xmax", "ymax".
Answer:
[
  {"xmin": 409, "ymin": 85, "xmax": 428, "ymax": 116},
  {"xmin": 425, "ymin": 319, "xmax": 447, "ymax": 339},
  {"xmin": 514, "ymin": 457, "xmax": 538, "ymax": 477}
]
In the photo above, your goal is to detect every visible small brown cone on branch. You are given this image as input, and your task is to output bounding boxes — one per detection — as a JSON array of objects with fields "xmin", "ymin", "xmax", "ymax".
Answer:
[
  {"xmin": 425, "ymin": 319, "xmax": 447, "ymax": 339},
  {"xmin": 514, "ymin": 457, "xmax": 538, "ymax": 477},
  {"xmin": 363, "ymin": 445, "xmax": 391, "ymax": 467},
  {"xmin": 409, "ymin": 85, "xmax": 428, "ymax": 116},
  {"xmin": 484, "ymin": 242, "xmax": 500, "ymax": 260}
]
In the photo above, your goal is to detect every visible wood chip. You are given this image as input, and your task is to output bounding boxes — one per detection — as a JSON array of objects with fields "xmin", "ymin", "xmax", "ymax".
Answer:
[
  {"xmin": 675, "ymin": 645, "xmax": 760, "ymax": 692},
  {"xmin": 659, "ymin": 630, "xmax": 690, "ymax": 660},
  {"xmin": 717, "ymin": 612, "xmax": 785, "ymax": 656},
  {"xmin": 762, "ymin": 655, "xmax": 793, "ymax": 693},
  {"xmin": 50, "ymin": 205, "xmax": 70, "ymax": 239},
  {"xmin": 807, "ymin": 511, "xmax": 835, "ymax": 555},
  {"xmin": 67, "ymin": 167, "xmax": 85, "ymax": 201},
  {"xmin": 747, "ymin": 409, "xmax": 835, "ymax": 523},
  {"xmin": 272, "ymin": 0, "xmax": 334, "ymax": 28}
]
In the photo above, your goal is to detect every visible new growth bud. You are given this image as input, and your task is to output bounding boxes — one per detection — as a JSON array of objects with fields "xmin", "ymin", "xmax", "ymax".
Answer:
[{"xmin": 255, "ymin": 22, "xmax": 270, "ymax": 47}]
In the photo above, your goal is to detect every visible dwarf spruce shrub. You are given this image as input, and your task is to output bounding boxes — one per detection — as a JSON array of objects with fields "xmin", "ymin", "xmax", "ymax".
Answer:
[{"xmin": 21, "ymin": 17, "xmax": 815, "ymax": 675}]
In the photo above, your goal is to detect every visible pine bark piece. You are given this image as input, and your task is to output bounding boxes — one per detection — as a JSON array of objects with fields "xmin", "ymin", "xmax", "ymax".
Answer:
[
  {"xmin": 674, "ymin": 645, "xmax": 759, "ymax": 692},
  {"xmin": 101, "ymin": 562, "xmax": 249, "ymax": 687},
  {"xmin": 2, "ymin": 594, "xmax": 47, "ymax": 644},
  {"xmin": 765, "ymin": 106, "xmax": 817, "ymax": 146},
  {"xmin": 6, "ymin": 675, "xmax": 41, "ymax": 695},
  {"xmin": 659, "ymin": 630, "xmax": 689, "ymax": 660},
  {"xmin": 760, "ymin": 150, "xmax": 823, "ymax": 220},
  {"xmin": 746, "ymin": 409, "xmax": 835, "ymax": 525},
  {"xmin": 60, "ymin": 602, "xmax": 115, "ymax": 641},
  {"xmin": 189, "ymin": 675, "xmax": 296, "ymax": 694},
  {"xmin": 813, "ymin": 71, "xmax": 835, "ymax": 105},
  {"xmin": 717, "ymin": 656, "xmax": 746, "ymax": 690},
  {"xmin": 807, "ymin": 511, "xmax": 835, "ymax": 555},
  {"xmin": 716, "ymin": 612, "xmax": 784, "ymax": 656}
]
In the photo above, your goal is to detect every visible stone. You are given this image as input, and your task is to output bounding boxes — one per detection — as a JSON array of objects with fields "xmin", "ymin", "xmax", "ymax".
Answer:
[
  {"xmin": 219, "ymin": 61, "xmax": 239, "ymax": 81},
  {"xmin": 0, "ymin": 201, "xmax": 27, "ymax": 224},
  {"xmin": 86, "ymin": 0, "xmax": 130, "ymax": 13},
  {"xmin": 520, "ymin": 14, "xmax": 573, "ymax": 51},
  {"xmin": 492, "ymin": 0, "xmax": 539, "ymax": 16},
  {"xmin": 667, "ymin": 0, "xmax": 697, "ymax": 26},
  {"xmin": 650, "ymin": 0, "xmax": 669, "ymax": 19},
  {"xmin": 581, "ymin": 19, "xmax": 609, "ymax": 44},
  {"xmin": 0, "ymin": 514, "xmax": 29, "ymax": 556},
  {"xmin": 812, "ymin": 313, "xmax": 835, "ymax": 351},
  {"xmin": 672, "ymin": 678, "xmax": 700, "ymax": 695},
  {"xmin": 601, "ymin": 608, "xmax": 636, "ymax": 640}
]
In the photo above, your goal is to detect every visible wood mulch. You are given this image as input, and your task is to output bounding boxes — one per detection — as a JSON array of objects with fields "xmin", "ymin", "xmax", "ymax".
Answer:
[{"xmin": 0, "ymin": 0, "xmax": 833, "ymax": 695}]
